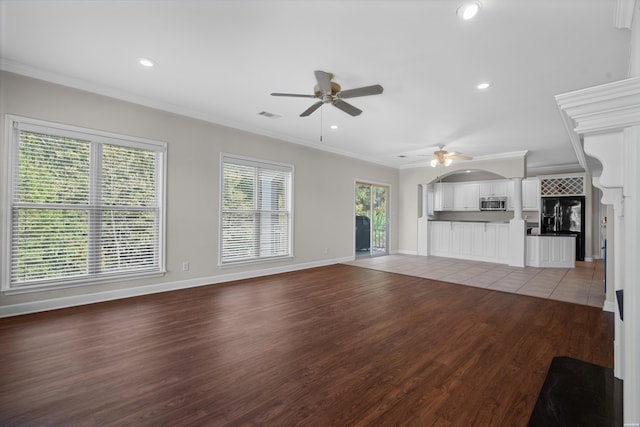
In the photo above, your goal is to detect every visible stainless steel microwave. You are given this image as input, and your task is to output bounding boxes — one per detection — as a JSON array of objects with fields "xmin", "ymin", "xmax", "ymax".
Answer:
[{"xmin": 480, "ymin": 197, "xmax": 507, "ymax": 211}]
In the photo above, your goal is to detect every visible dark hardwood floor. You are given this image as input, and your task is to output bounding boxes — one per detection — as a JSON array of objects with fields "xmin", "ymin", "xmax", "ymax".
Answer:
[{"xmin": 0, "ymin": 264, "xmax": 613, "ymax": 426}]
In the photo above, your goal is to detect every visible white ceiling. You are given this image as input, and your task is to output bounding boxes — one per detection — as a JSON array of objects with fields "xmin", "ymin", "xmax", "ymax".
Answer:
[{"xmin": 0, "ymin": 0, "xmax": 631, "ymax": 170}]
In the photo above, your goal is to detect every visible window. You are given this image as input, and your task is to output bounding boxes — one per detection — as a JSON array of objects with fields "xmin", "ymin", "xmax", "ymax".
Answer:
[
  {"xmin": 220, "ymin": 154, "xmax": 293, "ymax": 265},
  {"xmin": 3, "ymin": 116, "xmax": 166, "ymax": 292}
]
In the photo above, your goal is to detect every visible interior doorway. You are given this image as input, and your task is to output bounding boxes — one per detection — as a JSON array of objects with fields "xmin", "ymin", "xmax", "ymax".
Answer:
[{"xmin": 355, "ymin": 182, "xmax": 389, "ymax": 257}]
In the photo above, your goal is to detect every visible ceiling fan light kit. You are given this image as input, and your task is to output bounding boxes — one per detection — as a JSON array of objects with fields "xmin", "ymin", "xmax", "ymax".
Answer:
[
  {"xmin": 429, "ymin": 145, "xmax": 472, "ymax": 167},
  {"xmin": 271, "ymin": 70, "xmax": 383, "ymax": 117}
]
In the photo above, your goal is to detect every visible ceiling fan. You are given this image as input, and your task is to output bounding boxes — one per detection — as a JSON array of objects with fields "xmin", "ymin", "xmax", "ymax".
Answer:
[
  {"xmin": 271, "ymin": 70, "xmax": 383, "ymax": 117},
  {"xmin": 428, "ymin": 145, "xmax": 473, "ymax": 167}
]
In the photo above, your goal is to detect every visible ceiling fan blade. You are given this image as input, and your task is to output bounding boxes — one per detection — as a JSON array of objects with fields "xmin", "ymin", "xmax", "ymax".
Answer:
[
  {"xmin": 332, "ymin": 99, "xmax": 362, "ymax": 116},
  {"xmin": 338, "ymin": 84, "xmax": 384, "ymax": 99},
  {"xmin": 271, "ymin": 92, "xmax": 317, "ymax": 98},
  {"xmin": 314, "ymin": 70, "xmax": 332, "ymax": 94},
  {"xmin": 299, "ymin": 101, "xmax": 323, "ymax": 117},
  {"xmin": 448, "ymin": 154, "xmax": 473, "ymax": 160}
]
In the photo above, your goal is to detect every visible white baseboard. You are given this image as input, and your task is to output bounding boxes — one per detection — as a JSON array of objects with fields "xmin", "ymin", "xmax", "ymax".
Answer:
[
  {"xmin": 584, "ymin": 256, "xmax": 594, "ymax": 262},
  {"xmin": 0, "ymin": 256, "xmax": 353, "ymax": 318}
]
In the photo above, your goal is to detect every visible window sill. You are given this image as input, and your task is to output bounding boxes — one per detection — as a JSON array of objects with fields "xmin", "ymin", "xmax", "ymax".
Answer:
[
  {"xmin": 219, "ymin": 255, "xmax": 294, "ymax": 269},
  {"xmin": 2, "ymin": 270, "xmax": 166, "ymax": 295}
]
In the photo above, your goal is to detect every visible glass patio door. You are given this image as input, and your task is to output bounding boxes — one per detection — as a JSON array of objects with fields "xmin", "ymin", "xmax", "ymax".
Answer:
[{"xmin": 355, "ymin": 182, "xmax": 388, "ymax": 257}]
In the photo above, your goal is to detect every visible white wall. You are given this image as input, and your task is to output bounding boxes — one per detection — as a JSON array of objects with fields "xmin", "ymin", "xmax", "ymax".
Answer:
[{"xmin": 0, "ymin": 71, "xmax": 399, "ymax": 312}]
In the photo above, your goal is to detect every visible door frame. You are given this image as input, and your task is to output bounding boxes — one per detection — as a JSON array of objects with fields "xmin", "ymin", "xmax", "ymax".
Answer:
[{"xmin": 354, "ymin": 179, "xmax": 391, "ymax": 258}]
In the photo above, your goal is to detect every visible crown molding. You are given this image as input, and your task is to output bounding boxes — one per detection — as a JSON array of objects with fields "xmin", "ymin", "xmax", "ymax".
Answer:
[
  {"xmin": 555, "ymin": 77, "xmax": 640, "ymax": 174},
  {"xmin": 473, "ymin": 150, "xmax": 529, "ymax": 161},
  {"xmin": 555, "ymin": 77, "xmax": 640, "ymax": 135},
  {"xmin": 527, "ymin": 163, "xmax": 584, "ymax": 175}
]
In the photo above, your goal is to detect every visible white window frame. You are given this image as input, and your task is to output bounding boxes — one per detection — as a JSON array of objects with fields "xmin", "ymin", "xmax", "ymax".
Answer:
[
  {"xmin": 219, "ymin": 153, "xmax": 294, "ymax": 266},
  {"xmin": 2, "ymin": 115, "xmax": 167, "ymax": 293}
]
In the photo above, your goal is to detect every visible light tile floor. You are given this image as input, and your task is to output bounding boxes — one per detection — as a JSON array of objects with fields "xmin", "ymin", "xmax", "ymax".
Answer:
[{"xmin": 344, "ymin": 255, "xmax": 605, "ymax": 308}]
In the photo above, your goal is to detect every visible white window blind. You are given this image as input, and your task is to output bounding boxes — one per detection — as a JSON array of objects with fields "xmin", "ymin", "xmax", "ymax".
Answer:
[
  {"xmin": 4, "ymin": 117, "xmax": 166, "ymax": 291},
  {"xmin": 221, "ymin": 154, "xmax": 293, "ymax": 265}
]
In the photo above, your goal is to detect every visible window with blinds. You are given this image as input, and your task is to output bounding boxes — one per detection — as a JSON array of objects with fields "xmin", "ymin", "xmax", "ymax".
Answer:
[
  {"xmin": 3, "ymin": 116, "xmax": 166, "ymax": 291},
  {"xmin": 220, "ymin": 154, "xmax": 293, "ymax": 265}
]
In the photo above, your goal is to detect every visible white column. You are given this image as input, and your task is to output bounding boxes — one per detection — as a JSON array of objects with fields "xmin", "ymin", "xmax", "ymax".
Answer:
[
  {"xmin": 584, "ymin": 134, "xmax": 627, "ymax": 382},
  {"xmin": 508, "ymin": 177, "xmax": 525, "ymax": 267},
  {"xmin": 622, "ymin": 126, "xmax": 639, "ymax": 425},
  {"xmin": 417, "ymin": 184, "xmax": 429, "ymax": 256},
  {"xmin": 605, "ymin": 205, "xmax": 615, "ymax": 312},
  {"xmin": 512, "ymin": 177, "xmax": 523, "ymax": 220},
  {"xmin": 613, "ymin": 199, "xmax": 625, "ymax": 380}
]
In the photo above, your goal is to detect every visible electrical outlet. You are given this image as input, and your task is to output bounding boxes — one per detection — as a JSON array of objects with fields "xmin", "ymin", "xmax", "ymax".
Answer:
[
  {"xmin": 182, "ymin": 261, "xmax": 190, "ymax": 271},
  {"xmin": 324, "ymin": 247, "xmax": 329, "ymax": 254}
]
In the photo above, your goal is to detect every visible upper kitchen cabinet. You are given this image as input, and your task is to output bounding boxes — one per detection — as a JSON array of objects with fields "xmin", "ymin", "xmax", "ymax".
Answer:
[
  {"xmin": 522, "ymin": 178, "xmax": 540, "ymax": 211},
  {"xmin": 433, "ymin": 182, "xmax": 479, "ymax": 211},
  {"xmin": 507, "ymin": 178, "xmax": 540, "ymax": 211},
  {"xmin": 453, "ymin": 183, "xmax": 480, "ymax": 211},
  {"xmin": 479, "ymin": 181, "xmax": 508, "ymax": 198},
  {"xmin": 433, "ymin": 183, "xmax": 454, "ymax": 211}
]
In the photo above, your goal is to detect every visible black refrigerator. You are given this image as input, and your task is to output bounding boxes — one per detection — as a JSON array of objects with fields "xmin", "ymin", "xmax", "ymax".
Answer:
[{"xmin": 541, "ymin": 196, "xmax": 585, "ymax": 261}]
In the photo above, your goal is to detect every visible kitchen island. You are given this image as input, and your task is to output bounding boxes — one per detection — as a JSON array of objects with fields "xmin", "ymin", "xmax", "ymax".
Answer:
[
  {"xmin": 427, "ymin": 220, "xmax": 576, "ymax": 268},
  {"xmin": 428, "ymin": 220, "xmax": 510, "ymax": 264}
]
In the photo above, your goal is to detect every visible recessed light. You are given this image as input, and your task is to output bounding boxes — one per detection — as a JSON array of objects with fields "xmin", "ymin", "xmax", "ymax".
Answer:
[
  {"xmin": 457, "ymin": 1, "xmax": 482, "ymax": 20},
  {"xmin": 466, "ymin": 170, "xmax": 472, "ymax": 173},
  {"xmin": 476, "ymin": 82, "xmax": 492, "ymax": 90},
  {"xmin": 137, "ymin": 57, "xmax": 156, "ymax": 68},
  {"xmin": 330, "ymin": 125, "xmax": 338, "ymax": 130}
]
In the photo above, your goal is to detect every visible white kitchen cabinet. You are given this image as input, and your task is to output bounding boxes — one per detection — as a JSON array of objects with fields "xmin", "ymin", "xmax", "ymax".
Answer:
[
  {"xmin": 479, "ymin": 181, "xmax": 507, "ymax": 198},
  {"xmin": 428, "ymin": 221, "xmax": 509, "ymax": 264},
  {"xmin": 451, "ymin": 221, "xmax": 479, "ymax": 256},
  {"xmin": 452, "ymin": 183, "xmax": 479, "ymax": 211},
  {"xmin": 507, "ymin": 178, "xmax": 540, "ymax": 211},
  {"xmin": 522, "ymin": 178, "xmax": 540, "ymax": 211},
  {"xmin": 484, "ymin": 223, "xmax": 510, "ymax": 260},
  {"xmin": 433, "ymin": 183, "xmax": 454, "ymax": 211},
  {"xmin": 429, "ymin": 221, "xmax": 451, "ymax": 256},
  {"xmin": 433, "ymin": 179, "xmax": 534, "ymax": 212},
  {"xmin": 471, "ymin": 223, "xmax": 486, "ymax": 257}
]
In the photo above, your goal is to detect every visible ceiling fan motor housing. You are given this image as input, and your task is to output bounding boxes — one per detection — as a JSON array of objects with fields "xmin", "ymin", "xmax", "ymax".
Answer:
[{"xmin": 314, "ymin": 81, "xmax": 342, "ymax": 102}]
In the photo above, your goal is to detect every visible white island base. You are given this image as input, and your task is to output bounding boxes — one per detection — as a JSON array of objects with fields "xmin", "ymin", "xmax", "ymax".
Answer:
[
  {"xmin": 428, "ymin": 221, "xmax": 510, "ymax": 264},
  {"xmin": 526, "ymin": 235, "xmax": 576, "ymax": 268}
]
